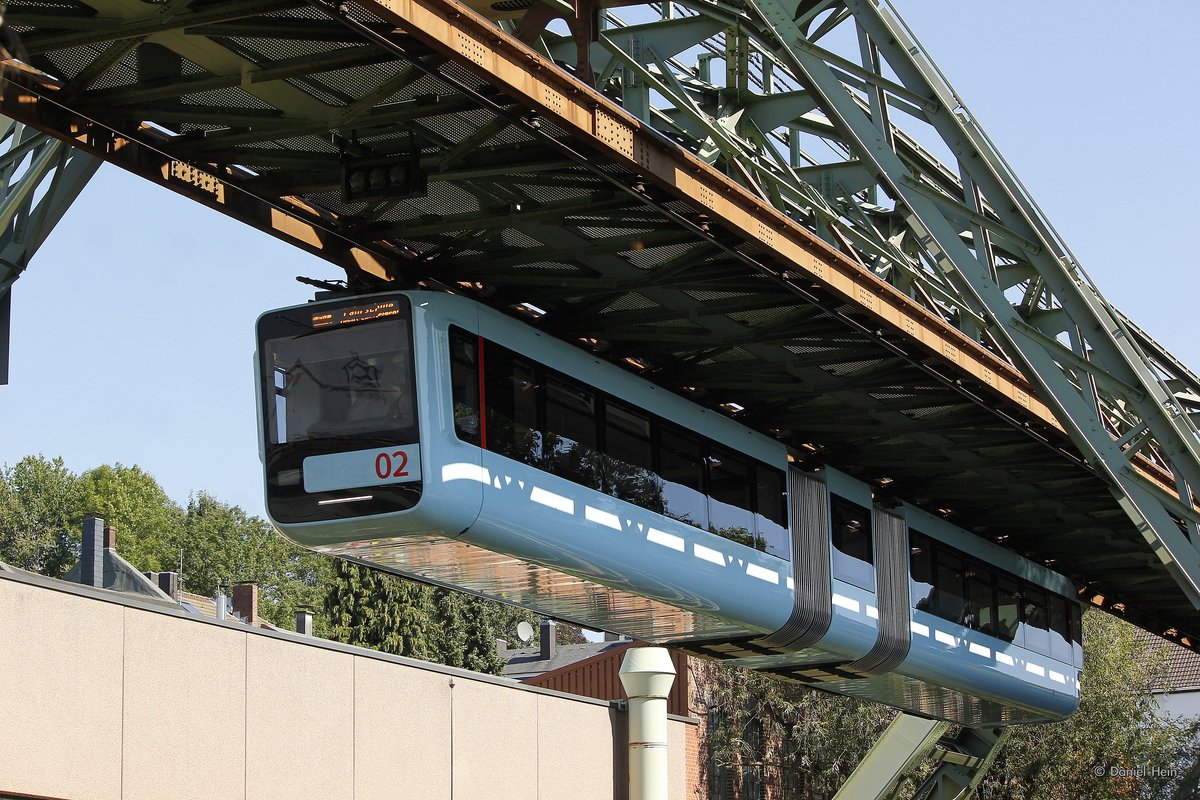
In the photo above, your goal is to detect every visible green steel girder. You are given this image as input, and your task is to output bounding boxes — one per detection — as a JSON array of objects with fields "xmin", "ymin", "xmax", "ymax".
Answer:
[
  {"xmin": 0, "ymin": 116, "xmax": 101, "ymax": 385},
  {"xmin": 3, "ymin": 0, "xmax": 1199, "ymax": 651},
  {"xmin": 19, "ymin": 0, "xmax": 307, "ymax": 54},
  {"xmin": 511, "ymin": 0, "xmax": 1200, "ymax": 608},
  {"xmin": 838, "ymin": 0, "xmax": 1200, "ymax": 601}
]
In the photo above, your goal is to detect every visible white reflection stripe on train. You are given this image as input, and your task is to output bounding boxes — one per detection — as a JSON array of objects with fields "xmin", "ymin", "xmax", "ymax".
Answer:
[
  {"xmin": 530, "ymin": 487, "xmax": 574, "ymax": 514},
  {"xmin": 317, "ymin": 495, "xmax": 374, "ymax": 505},
  {"xmin": 832, "ymin": 594, "xmax": 860, "ymax": 613},
  {"xmin": 585, "ymin": 506, "xmax": 622, "ymax": 530},
  {"xmin": 693, "ymin": 543, "xmax": 725, "ymax": 566},
  {"xmin": 747, "ymin": 564, "xmax": 779, "ymax": 584},
  {"xmin": 647, "ymin": 528, "xmax": 685, "ymax": 552},
  {"xmin": 445, "ymin": 466, "xmax": 1080, "ymax": 693},
  {"xmin": 441, "ymin": 463, "xmax": 490, "ymax": 484}
]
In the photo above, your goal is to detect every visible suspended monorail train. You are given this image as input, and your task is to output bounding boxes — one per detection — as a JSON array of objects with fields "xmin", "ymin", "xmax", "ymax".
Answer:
[{"xmin": 256, "ymin": 291, "xmax": 1083, "ymax": 726}]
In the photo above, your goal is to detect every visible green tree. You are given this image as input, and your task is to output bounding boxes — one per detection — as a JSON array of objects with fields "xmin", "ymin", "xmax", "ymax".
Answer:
[
  {"xmin": 700, "ymin": 610, "xmax": 1200, "ymax": 800},
  {"xmin": 697, "ymin": 658, "xmax": 894, "ymax": 799},
  {"xmin": 0, "ymin": 454, "xmax": 332, "ymax": 633},
  {"xmin": 325, "ymin": 560, "xmax": 434, "ymax": 660},
  {"xmin": 76, "ymin": 463, "xmax": 184, "ymax": 571},
  {"xmin": 0, "ymin": 455, "xmax": 83, "ymax": 576},
  {"xmin": 323, "ymin": 559, "xmax": 574, "ymax": 675},
  {"xmin": 977, "ymin": 610, "xmax": 1200, "ymax": 800},
  {"xmin": 172, "ymin": 492, "xmax": 332, "ymax": 631}
]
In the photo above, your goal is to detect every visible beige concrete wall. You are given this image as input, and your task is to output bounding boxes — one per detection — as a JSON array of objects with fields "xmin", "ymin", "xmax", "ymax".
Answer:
[{"xmin": 0, "ymin": 572, "xmax": 695, "ymax": 800}]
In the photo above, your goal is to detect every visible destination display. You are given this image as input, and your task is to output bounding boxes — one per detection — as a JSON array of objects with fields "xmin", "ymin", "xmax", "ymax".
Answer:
[{"xmin": 311, "ymin": 299, "xmax": 402, "ymax": 329}]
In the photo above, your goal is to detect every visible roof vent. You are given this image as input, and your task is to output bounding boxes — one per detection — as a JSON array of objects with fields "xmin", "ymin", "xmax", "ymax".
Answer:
[{"xmin": 540, "ymin": 619, "xmax": 556, "ymax": 661}]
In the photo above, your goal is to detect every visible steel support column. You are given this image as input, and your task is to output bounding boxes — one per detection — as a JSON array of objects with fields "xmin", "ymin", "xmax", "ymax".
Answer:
[{"xmin": 0, "ymin": 115, "xmax": 101, "ymax": 384}]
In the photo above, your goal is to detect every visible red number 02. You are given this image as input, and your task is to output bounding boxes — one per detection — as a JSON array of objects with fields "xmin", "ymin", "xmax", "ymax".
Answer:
[{"xmin": 374, "ymin": 450, "xmax": 410, "ymax": 480}]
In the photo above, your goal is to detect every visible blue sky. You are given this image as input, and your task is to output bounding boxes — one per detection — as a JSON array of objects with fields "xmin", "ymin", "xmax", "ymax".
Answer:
[{"xmin": 2, "ymin": 2, "xmax": 1196, "ymax": 518}]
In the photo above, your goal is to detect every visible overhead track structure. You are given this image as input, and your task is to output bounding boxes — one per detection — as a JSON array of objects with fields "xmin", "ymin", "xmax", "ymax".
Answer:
[
  {"xmin": 0, "ymin": 113, "xmax": 101, "ymax": 383},
  {"xmin": 1, "ymin": 0, "xmax": 1199, "ymax": 647}
]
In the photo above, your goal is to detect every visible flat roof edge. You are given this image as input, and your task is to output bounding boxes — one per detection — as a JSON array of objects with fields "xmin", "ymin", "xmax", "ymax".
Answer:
[{"xmin": 0, "ymin": 568, "xmax": 632, "ymax": 710}]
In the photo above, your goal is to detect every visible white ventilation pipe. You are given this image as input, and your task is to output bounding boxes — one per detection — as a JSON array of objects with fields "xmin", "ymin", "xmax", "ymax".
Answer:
[{"xmin": 618, "ymin": 647, "xmax": 676, "ymax": 800}]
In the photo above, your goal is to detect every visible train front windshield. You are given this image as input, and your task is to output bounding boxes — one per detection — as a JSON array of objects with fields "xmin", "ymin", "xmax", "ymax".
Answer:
[{"xmin": 257, "ymin": 295, "xmax": 421, "ymax": 522}]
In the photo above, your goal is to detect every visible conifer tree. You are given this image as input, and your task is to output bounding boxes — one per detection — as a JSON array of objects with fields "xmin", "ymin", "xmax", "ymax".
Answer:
[{"xmin": 324, "ymin": 560, "xmax": 433, "ymax": 660}]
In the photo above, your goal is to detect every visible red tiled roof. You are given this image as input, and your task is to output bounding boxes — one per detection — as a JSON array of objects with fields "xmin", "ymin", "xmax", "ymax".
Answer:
[{"xmin": 1137, "ymin": 630, "xmax": 1200, "ymax": 692}]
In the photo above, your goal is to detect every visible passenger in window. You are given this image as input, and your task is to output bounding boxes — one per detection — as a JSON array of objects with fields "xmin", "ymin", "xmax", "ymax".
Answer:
[
  {"xmin": 961, "ymin": 604, "xmax": 978, "ymax": 630},
  {"xmin": 995, "ymin": 579, "xmax": 1020, "ymax": 643}
]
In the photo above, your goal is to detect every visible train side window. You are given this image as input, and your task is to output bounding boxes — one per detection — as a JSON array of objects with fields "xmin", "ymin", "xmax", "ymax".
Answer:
[
  {"xmin": 1020, "ymin": 584, "xmax": 1050, "ymax": 654},
  {"xmin": 995, "ymin": 576, "xmax": 1020, "ymax": 645},
  {"xmin": 755, "ymin": 468, "xmax": 789, "ymax": 559},
  {"xmin": 449, "ymin": 328, "xmax": 480, "ymax": 445},
  {"xmin": 1068, "ymin": 602, "xmax": 1082, "ymax": 646},
  {"xmin": 484, "ymin": 343, "xmax": 541, "ymax": 467},
  {"xmin": 909, "ymin": 531, "xmax": 934, "ymax": 610},
  {"xmin": 932, "ymin": 550, "xmax": 966, "ymax": 626},
  {"xmin": 602, "ymin": 403, "xmax": 662, "ymax": 511},
  {"xmin": 543, "ymin": 375, "xmax": 602, "ymax": 491},
  {"xmin": 830, "ymin": 495, "xmax": 874, "ymax": 591},
  {"xmin": 659, "ymin": 427, "xmax": 709, "ymax": 529},
  {"xmin": 1049, "ymin": 595, "xmax": 1072, "ymax": 662},
  {"xmin": 965, "ymin": 562, "xmax": 996, "ymax": 635},
  {"xmin": 708, "ymin": 449, "xmax": 757, "ymax": 549}
]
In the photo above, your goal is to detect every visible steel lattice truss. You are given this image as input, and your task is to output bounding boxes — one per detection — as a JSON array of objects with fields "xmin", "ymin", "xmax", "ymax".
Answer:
[{"xmin": 1, "ymin": 0, "xmax": 1199, "ymax": 646}]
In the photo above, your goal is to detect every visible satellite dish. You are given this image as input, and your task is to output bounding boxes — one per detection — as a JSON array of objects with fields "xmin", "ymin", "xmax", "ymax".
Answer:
[{"xmin": 516, "ymin": 620, "xmax": 535, "ymax": 643}]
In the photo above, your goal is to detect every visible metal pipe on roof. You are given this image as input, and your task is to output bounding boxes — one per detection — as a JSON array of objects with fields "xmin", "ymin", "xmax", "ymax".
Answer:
[{"xmin": 618, "ymin": 647, "xmax": 676, "ymax": 800}]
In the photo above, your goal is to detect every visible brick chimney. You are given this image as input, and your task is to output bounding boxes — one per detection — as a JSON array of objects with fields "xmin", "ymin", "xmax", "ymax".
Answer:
[
  {"xmin": 232, "ymin": 583, "xmax": 259, "ymax": 624},
  {"xmin": 540, "ymin": 619, "xmax": 556, "ymax": 662},
  {"xmin": 156, "ymin": 571, "xmax": 180, "ymax": 600},
  {"xmin": 80, "ymin": 517, "xmax": 105, "ymax": 588}
]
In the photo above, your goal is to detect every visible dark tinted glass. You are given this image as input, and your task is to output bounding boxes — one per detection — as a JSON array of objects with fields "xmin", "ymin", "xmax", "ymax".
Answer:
[
  {"xmin": 933, "ymin": 551, "xmax": 966, "ymax": 624},
  {"xmin": 1049, "ymin": 595, "xmax": 1072, "ymax": 662},
  {"xmin": 464, "ymin": 335, "xmax": 789, "ymax": 558},
  {"xmin": 965, "ymin": 562, "xmax": 995, "ymax": 634},
  {"xmin": 995, "ymin": 576, "xmax": 1020, "ymax": 643},
  {"xmin": 1069, "ymin": 602, "xmax": 1082, "ymax": 645},
  {"xmin": 1021, "ymin": 584, "xmax": 1050, "ymax": 654},
  {"xmin": 755, "ymin": 468, "xmax": 789, "ymax": 558},
  {"xmin": 659, "ymin": 427, "xmax": 708, "ymax": 529},
  {"xmin": 484, "ymin": 343, "xmax": 540, "ymax": 466},
  {"xmin": 543, "ymin": 376, "xmax": 601, "ymax": 490},
  {"xmin": 831, "ymin": 495, "xmax": 874, "ymax": 589},
  {"xmin": 909, "ymin": 531, "xmax": 934, "ymax": 611},
  {"xmin": 449, "ymin": 328, "xmax": 480, "ymax": 445},
  {"xmin": 602, "ymin": 404, "xmax": 662, "ymax": 510},
  {"xmin": 266, "ymin": 317, "xmax": 417, "ymax": 444},
  {"xmin": 708, "ymin": 449, "xmax": 756, "ymax": 549}
]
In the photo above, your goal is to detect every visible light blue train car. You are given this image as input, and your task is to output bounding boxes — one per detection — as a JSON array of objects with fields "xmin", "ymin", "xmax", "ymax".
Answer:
[{"xmin": 256, "ymin": 290, "xmax": 1082, "ymax": 726}]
